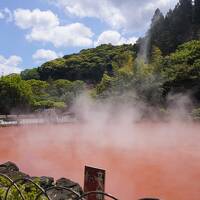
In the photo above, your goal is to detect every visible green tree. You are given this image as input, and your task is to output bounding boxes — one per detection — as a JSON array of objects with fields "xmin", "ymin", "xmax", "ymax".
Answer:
[
  {"xmin": 0, "ymin": 75, "xmax": 33, "ymax": 114},
  {"xmin": 150, "ymin": 46, "xmax": 163, "ymax": 71},
  {"xmin": 34, "ymin": 44, "xmax": 136, "ymax": 83},
  {"xmin": 49, "ymin": 80, "xmax": 85, "ymax": 106},
  {"xmin": 27, "ymin": 80, "xmax": 49, "ymax": 101},
  {"xmin": 95, "ymin": 73, "xmax": 114, "ymax": 97},
  {"xmin": 162, "ymin": 40, "xmax": 200, "ymax": 98},
  {"xmin": 146, "ymin": 0, "xmax": 195, "ymax": 55},
  {"xmin": 194, "ymin": 0, "xmax": 200, "ymax": 24},
  {"xmin": 21, "ymin": 68, "xmax": 40, "ymax": 80}
]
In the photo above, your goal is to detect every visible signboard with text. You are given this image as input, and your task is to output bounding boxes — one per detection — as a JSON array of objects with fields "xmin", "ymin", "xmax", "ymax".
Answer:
[{"xmin": 84, "ymin": 166, "xmax": 106, "ymax": 200}]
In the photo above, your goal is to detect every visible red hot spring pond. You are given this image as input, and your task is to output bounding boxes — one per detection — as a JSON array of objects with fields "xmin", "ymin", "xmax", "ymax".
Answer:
[{"xmin": 0, "ymin": 122, "xmax": 200, "ymax": 200}]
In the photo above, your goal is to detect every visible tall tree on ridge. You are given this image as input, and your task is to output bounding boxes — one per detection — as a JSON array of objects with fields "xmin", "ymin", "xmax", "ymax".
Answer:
[{"xmin": 194, "ymin": 0, "xmax": 200, "ymax": 24}]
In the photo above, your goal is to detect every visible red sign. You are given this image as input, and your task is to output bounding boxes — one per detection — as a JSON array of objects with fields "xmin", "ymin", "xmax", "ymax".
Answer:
[{"xmin": 84, "ymin": 166, "xmax": 106, "ymax": 200}]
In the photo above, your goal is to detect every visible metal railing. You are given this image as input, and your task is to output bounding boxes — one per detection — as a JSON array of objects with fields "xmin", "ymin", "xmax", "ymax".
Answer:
[
  {"xmin": 0, "ymin": 173, "xmax": 160, "ymax": 200},
  {"xmin": 0, "ymin": 173, "xmax": 118, "ymax": 200}
]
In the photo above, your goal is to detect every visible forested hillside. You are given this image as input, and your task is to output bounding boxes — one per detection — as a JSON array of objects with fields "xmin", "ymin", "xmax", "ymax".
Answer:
[
  {"xmin": 138, "ymin": 0, "xmax": 200, "ymax": 57},
  {"xmin": 0, "ymin": 0, "xmax": 200, "ymax": 118},
  {"xmin": 21, "ymin": 44, "xmax": 136, "ymax": 83}
]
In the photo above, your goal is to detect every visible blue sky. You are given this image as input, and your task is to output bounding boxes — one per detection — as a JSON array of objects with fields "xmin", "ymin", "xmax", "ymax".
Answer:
[{"xmin": 0, "ymin": 0, "xmax": 178, "ymax": 75}]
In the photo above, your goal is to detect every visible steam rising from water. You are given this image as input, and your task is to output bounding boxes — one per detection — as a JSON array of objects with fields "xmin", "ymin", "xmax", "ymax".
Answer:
[{"xmin": 0, "ymin": 94, "xmax": 200, "ymax": 200}]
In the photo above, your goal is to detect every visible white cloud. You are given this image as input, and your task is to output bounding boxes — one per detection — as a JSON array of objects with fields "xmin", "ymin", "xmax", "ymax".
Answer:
[
  {"xmin": 50, "ymin": 0, "xmax": 178, "ymax": 32},
  {"xmin": 26, "ymin": 23, "xmax": 93, "ymax": 47},
  {"xmin": 14, "ymin": 9, "xmax": 59, "ymax": 29},
  {"xmin": 32, "ymin": 49, "xmax": 63, "ymax": 63},
  {"xmin": 0, "ymin": 8, "xmax": 13, "ymax": 22},
  {"xmin": 0, "ymin": 55, "xmax": 22, "ymax": 76},
  {"xmin": 94, "ymin": 30, "xmax": 137, "ymax": 46},
  {"xmin": 126, "ymin": 36, "xmax": 138, "ymax": 44},
  {"xmin": 14, "ymin": 9, "xmax": 93, "ymax": 47},
  {"xmin": 0, "ymin": 12, "xmax": 4, "ymax": 19},
  {"xmin": 51, "ymin": 0, "xmax": 126, "ymax": 29}
]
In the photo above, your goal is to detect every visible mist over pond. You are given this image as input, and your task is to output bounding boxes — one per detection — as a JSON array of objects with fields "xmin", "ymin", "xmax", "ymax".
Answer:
[{"xmin": 0, "ymin": 121, "xmax": 200, "ymax": 200}]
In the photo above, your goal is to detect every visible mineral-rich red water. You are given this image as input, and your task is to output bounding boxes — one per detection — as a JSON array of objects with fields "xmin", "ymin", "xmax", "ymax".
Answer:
[{"xmin": 0, "ymin": 122, "xmax": 200, "ymax": 200}]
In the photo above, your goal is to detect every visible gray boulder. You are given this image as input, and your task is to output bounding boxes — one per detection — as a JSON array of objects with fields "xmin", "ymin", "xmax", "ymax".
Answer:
[
  {"xmin": 0, "ymin": 161, "xmax": 19, "ymax": 172},
  {"xmin": 0, "ymin": 161, "xmax": 29, "ymax": 180},
  {"xmin": 47, "ymin": 178, "xmax": 83, "ymax": 200},
  {"xmin": 0, "ymin": 162, "xmax": 84, "ymax": 200}
]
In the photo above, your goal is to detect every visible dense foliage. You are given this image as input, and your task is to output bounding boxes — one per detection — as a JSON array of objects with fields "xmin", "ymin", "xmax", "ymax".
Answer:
[
  {"xmin": 22, "ymin": 44, "xmax": 136, "ymax": 83},
  {"xmin": 28, "ymin": 79, "xmax": 85, "ymax": 111},
  {"xmin": 0, "ymin": 75, "xmax": 85, "ymax": 114},
  {"xmin": 162, "ymin": 40, "xmax": 200, "ymax": 97},
  {"xmin": 1, "ymin": 39, "xmax": 200, "ymax": 115},
  {"xmin": 0, "ymin": 176, "xmax": 46, "ymax": 200},
  {"xmin": 0, "ymin": 75, "xmax": 33, "ymax": 114},
  {"xmin": 1, "ymin": 0, "xmax": 200, "ymax": 117},
  {"xmin": 140, "ymin": 0, "xmax": 200, "ymax": 56}
]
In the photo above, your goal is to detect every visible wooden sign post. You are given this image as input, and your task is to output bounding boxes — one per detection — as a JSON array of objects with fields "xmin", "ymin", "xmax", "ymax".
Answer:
[{"xmin": 84, "ymin": 166, "xmax": 106, "ymax": 200}]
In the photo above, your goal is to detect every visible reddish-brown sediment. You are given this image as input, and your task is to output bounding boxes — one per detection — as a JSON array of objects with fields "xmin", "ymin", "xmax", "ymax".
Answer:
[{"xmin": 0, "ymin": 122, "xmax": 200, "ymax": 200}]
